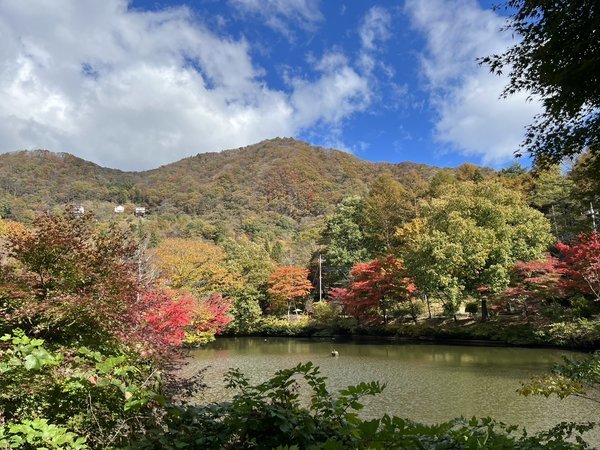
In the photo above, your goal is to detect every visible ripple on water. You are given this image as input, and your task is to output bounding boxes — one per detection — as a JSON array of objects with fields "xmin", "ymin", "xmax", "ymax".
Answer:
[{"xmin": 180, "ymin": 337, "xmax": 599, "ymax": 446}]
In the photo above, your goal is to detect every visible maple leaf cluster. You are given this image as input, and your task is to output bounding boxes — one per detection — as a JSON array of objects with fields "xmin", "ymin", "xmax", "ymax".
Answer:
[
  {"xmin": 138, "ymin": 289, "xmax": 196, "ymax": 347},
  {"xmin": 496, "ymin": 254, "xmax": 564, "ymax": 315},
  {"xmin": 495, "ymin": 233, "xmax": 600, "ymax": 314}
]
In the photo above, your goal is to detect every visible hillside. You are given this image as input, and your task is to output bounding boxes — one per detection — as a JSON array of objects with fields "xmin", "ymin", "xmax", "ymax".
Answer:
[
  {"xmin": 0, "ymin": 138, "xmax": 446, "ymax": 262},
  {"xmin": 0, "ymin": 138, "xmax": 438, "ymax": 218}
]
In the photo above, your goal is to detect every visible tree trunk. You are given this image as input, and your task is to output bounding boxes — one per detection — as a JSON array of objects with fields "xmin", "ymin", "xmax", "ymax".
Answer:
[
  {"xmin": 481, "ymin": 298, "xmax": 489, "ymax": 321},
  {"xmin": 424, "ymin": 292, "xmax": 432, "ymax": 319}
]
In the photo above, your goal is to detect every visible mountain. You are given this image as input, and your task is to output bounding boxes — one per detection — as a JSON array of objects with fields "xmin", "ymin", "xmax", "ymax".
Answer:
[
  {"xmin": 0, "ymin": 138, "xmax": 447, "ymax": 262},
  {"xmin": 0, "ymin": 138, "xmax": 438, "ymax": 217}
]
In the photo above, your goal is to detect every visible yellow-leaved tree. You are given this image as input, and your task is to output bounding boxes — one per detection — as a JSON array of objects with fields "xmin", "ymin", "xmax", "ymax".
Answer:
[{"xmin": 153, "ymin": 238, "xmax": 242, "ymax": 296}]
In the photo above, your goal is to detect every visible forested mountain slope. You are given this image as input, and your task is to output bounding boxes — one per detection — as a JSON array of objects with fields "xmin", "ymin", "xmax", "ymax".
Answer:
[{"xmin": 0, "ymin": 138, "xmax": 442, "ymax": 226}]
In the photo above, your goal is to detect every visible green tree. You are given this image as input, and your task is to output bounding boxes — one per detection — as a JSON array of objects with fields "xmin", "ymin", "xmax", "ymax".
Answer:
[
  {"xmin": 480, "ymin": 0, "xmax": 599, "ymax": 166},
  {"xmin": 428, "ymin": 171, "xmax": 457, "ymax": 198},
  {"xmin": 529, "ymin": 167, "xmax": 580, "ymax": 240},
  {"xmin": 222, "ymin": 237, "xmax": 274, "ymax": 291},
  {"xmin": 320, "ymin": 196, "xmax": 371, "ymax": 286},
  {"xmin": 398, "ymin": 180, "xmax": 553, "ymax": 320},
  {"xmin": 228, "ymin": 286, "xmax": 263, "ymax": 334},
  {"xmin": 364, "ymin": 174, "xmax": 412, "ymax": 253},
  {"xmin": 570, "ymin": 151, "xmax": 600, "ymax": 208}
]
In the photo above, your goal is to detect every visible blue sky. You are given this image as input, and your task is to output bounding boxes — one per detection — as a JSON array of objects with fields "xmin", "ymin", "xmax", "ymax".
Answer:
[{"xmin": 0, "ymin": 0, "xmax": 539, "ymax": 171}]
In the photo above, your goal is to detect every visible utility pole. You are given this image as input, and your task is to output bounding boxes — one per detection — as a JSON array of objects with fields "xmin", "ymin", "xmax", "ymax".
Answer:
[
  {"xmin": 318, "ymin": 254, "xmax": 323, "ymax": 302},
  {"xmin": 589, "ymin": 202, "xmax": 597, "ymax": 232}
]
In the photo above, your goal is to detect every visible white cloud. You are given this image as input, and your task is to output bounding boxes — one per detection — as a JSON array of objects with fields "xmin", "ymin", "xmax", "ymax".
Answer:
[
  {"xmin": 405, "ymin": 0, "xmax": 540, "ymax": 165},
  {"xmin": 359, "ymin": 6, "xmax": 392, "ymax": 52},
  {"xmin": 357, "ymin": 6, "xmax": 392, "ymax": 75},
  {"xmin": 0, "ymin": 0, "xmax": 369, "ymax": 170},
  {"xmin": 228, "ymin": 0, "xmax": 322, "ymax": 38},
  {"xmin": 290, "ymin": 63, "xmax": 370, "ymax": 127}
]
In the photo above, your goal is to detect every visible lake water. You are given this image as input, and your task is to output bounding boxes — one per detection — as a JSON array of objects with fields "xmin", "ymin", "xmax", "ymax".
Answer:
[{"xmin": 183, "ymin": 337, "xmax": 599, "ymax": 445}]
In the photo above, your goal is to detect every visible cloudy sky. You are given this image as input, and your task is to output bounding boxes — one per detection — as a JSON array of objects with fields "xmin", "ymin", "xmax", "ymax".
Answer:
[{"xmin": 0, "ymin": 0, "xmax": 539, "ymax": 171}]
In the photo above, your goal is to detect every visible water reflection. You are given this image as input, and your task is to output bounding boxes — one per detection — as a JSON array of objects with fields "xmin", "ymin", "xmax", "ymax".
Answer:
[{"xmin": 183, "ymin": 337, "xmax": 598, "ymax": 444}]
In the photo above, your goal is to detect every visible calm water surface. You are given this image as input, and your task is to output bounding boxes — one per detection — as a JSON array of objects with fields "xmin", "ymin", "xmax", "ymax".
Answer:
[{"xmin": 183, "ymin": 337, "xmax": 599, "ymax": 444}]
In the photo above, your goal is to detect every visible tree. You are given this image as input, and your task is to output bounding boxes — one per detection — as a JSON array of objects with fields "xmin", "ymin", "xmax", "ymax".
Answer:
[
  {"xmin": 222, "ymin": 237, "xmax": 274, "ymax": 291},
  {"xmin": 428, "ymin": 171, "xmax": 457, "ymax": 198},
  {"xmin": 267, "ymin": 266, "xmax": 312, "ymax": 318},
  {"xmin": 320, "ymin": 196, "xmax": 371, "ymax": 286},
  {"xmin": 455, "ymin": 163, "xmax": 485, "ymax": 183},
  {"xmin": 529, "ymin": 167, "xmax": 579, "ymax": 240},
  {"xmin": 153, "ymin": 238, "xmax": 241, "ymax": 296},
  {"xmin": 498, "ymin": 255, "xmax": 563, "ymax": 317},
  {"xmin": 398, "ymin": 180, "xmax": 553, "ymax": 320},
  {"xmin": 139, "ymin": 289, "xmax": 196, "ymax": 347},
  {"xmin": 1, "ymin": 211, "xmax": 141, "ymax": 344},
  {"xmin": 557, "ymin": 232, "xmax": 600, "ymax": 300},
  {"xmin": 363, "ymin": 174, "xmax": 412, "ymax": 253},
  {"xmin": 185, "ymin": 293, "xmax": 233, "ymax": 344},
  {"xmin": 570, "ymin": 151, "xmax": 600, "ymax": 206},
  {"xmin": 334, "ymin": 256, "xmax": 416, "ymax": 325},
  {"xmin": 400, "ymin": 170, "xmax": 429, "ymax": 211},
  {"xmin": 480, "ymin": 0, "xmax": 600, "ymax": 166},
  {"xmin": 228, "ymin": 286, "xmax": 263, "ymax": 334}
]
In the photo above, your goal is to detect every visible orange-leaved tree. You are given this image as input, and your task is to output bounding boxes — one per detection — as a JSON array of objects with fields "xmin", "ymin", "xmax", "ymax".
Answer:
[{"xmin": 267, "ymin": 266, "xmax": 312, "ymax": 319}]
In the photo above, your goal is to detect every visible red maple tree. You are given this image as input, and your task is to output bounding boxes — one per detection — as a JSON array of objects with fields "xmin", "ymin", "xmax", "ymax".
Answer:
[
  {"xmin": 193, "ymin": 293, "xmax": 233, "ymax": 335},
  {"xmin": 556, "ymin": 232, "xmax": 600, "ymax": 300},
  {"xmin": 140, "ymin": 289, "xmax": 195, "ymax": 347},
  {"xmin": 497, "ymin": 254, "xmax": 563, "ymax": 316},
  {"xmin": 334, "ymin": 256, "xmax": 416, "ymax": 325}
]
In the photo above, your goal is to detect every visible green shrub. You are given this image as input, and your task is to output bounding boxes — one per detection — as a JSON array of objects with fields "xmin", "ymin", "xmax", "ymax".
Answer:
[
  {"xmin": 465, "ymin": 301, "xmax": 479, "ymax": 315},
  {"xmin": 0, "ymin": 419, "xmax": 88, "ymax": 450},
  {"xmin": 310, "ymin": 301, "xmax": 341, "ymax": 327},
  {"xmin": 569, "ymin": 296, "xmax": 600, "ymax": 319},
  {"xmin": 0, "ymin": 331, "xmax": 165, "ymax": 449},
  {"xmin": 255, "ymin": 315, "xmax": 311, "ymax": 336},
  {"xmin": 546, "ymin": 319, "xmax": 600, "ymax": 347},
  {"xmin": 390, "ymin": 300, "xmax": 425, "ymax": 323}
]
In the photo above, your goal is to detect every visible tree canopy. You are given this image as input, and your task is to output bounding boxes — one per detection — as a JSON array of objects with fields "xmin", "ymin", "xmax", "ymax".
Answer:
[
  {"xmin": 481, "ymin": 0, "xmax": 600, "ymax": 166},
  {"xmin": 398, "ymin": 180, "xmax": 553, "ymax": 319}
]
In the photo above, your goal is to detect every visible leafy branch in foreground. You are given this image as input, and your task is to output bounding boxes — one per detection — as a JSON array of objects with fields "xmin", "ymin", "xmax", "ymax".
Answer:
[
  {"xmin": 480, "ymin": 0, "xmax": 599, "ymax": 166},
  {"xmin": 133, "ymin": 362, "xmax": 593, "ymax": 450},
  {"xmin": 520, "ymin": 351, "xmax": 600, "ymax": 405}
]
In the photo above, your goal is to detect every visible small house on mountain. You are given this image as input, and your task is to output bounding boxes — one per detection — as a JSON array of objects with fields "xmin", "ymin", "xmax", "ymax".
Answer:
[
  {"xmin": 114, "ymin": 205, "xmax": 125, "ymax": 213},
  {"xmin": 134, "ymin": 207, "xmax": 146, "ymax": 217},
  {"xmin": 73, "ymin": 206, "xmax": 84, "ymax": 216}
]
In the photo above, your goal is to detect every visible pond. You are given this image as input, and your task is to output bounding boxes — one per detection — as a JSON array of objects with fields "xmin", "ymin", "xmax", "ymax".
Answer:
[{"xmin": 182, "ymin": 337, "xmax": 599, "ymax": 444}]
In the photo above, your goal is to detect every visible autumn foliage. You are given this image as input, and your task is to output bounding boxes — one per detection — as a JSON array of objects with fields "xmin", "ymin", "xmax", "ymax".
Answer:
[
  {"xmin": 191, "ymin": 293, "xmax": 232, "ymax": 334},
  {"xmin": 267, "ymin": 266, "xmax": 312, "ymax": 315},
  {"xmin": 497, "ymin": 254, "xmax": 563, "ymax": 315},
  {"xmin": 331, "ymin": 256, "xmax": 416, "ymax": 325},
  {"xmin": 139, "ymin": 289, "xmax": 196, "ymax": 347},
  {"xmin": 0, "ymin": 212, "xmax": 234, "ymax": 356},
  {"xmin": 556, "ymin": 232, "xmax": 600, "ymax": 300}
]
